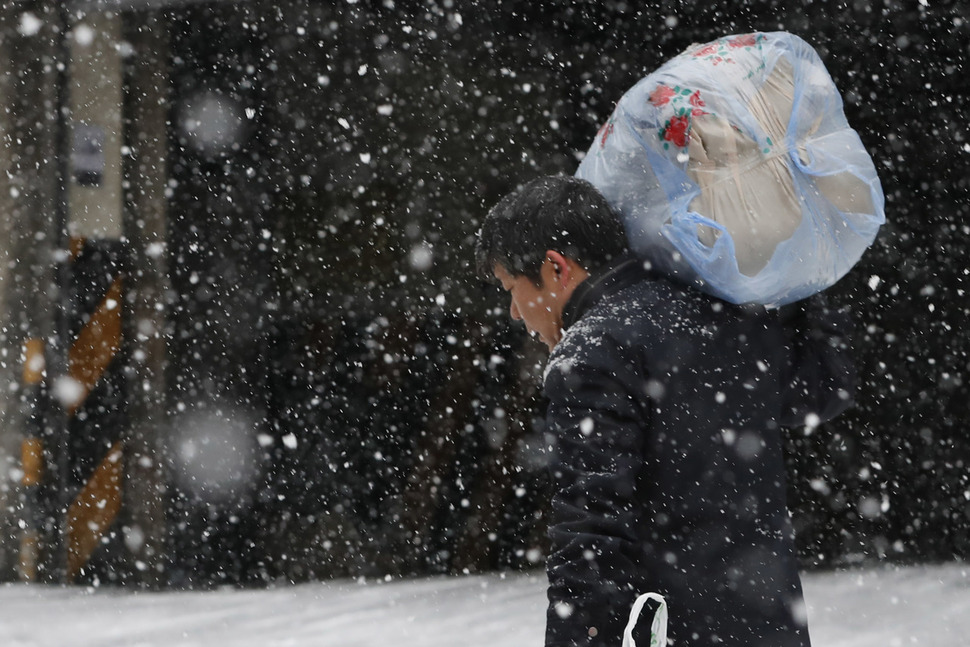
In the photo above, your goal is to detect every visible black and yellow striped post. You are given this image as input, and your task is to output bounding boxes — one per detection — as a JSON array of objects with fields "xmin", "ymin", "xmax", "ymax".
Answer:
[
  {"xmin": 38, "ymin": 7, "xmax": 133, "ymax": 585},
  {"xmin": 56, "ymin": 236, "xmax": 128, "ymax": 583}
]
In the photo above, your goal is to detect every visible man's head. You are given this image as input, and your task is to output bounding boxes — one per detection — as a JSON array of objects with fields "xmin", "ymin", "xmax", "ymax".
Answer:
[{"xmin": 476, "ymin": 175, "xmax": 629, "ymax": 349}]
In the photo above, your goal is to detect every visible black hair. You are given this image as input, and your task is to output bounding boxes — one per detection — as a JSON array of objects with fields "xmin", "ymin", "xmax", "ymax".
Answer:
[{"xmin": 475, "ymin": 175, "xmax": 630, "ymax": 285}]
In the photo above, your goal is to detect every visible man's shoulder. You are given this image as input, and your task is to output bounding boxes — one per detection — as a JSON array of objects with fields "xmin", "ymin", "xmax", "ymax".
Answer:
[
  {"xmin": 546, "ymin": 279, "xmax": 667, "ymax": 374},
  {"xmin": 548, "ymin": 277, "xmax": 728, "ymax": 376},
  {"xmin": 565, "ymin": 275, "xmax": 710, "ymax": 339}
]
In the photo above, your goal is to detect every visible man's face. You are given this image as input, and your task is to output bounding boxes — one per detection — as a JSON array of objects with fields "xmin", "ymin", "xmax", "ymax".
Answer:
[{"xmin": 493, "ymin": 262, "xmax": 567, "ymax": 351}]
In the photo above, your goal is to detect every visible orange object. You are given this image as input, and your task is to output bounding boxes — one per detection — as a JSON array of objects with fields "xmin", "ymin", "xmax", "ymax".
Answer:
[
  {"xmin": 66, "ymin": 441, "xmax": 124, "ymax": 581},
  {"xmin": 21, "ymin": 437, "xmax": 44, "ymax": 487},
  {"xmin": 67, "ymin": 277, "xmax": 123, "ymax": 415}
]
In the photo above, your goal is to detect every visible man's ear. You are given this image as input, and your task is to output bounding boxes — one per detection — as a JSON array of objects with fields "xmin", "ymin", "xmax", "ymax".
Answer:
[{"xmin": 545, "ymin": 250, "xmax": 572, "ymax": 288}]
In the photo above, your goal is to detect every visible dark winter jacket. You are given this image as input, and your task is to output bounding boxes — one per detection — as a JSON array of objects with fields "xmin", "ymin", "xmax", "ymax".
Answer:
[{"xmin": 542, "ymin": 255, "xmax": 854, "ymax": 647}]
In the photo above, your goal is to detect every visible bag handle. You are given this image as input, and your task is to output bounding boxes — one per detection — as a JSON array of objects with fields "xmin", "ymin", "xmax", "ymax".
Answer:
[{"xmin": 621, "ymin": 593, "xmax": 668, "ymax": 647}]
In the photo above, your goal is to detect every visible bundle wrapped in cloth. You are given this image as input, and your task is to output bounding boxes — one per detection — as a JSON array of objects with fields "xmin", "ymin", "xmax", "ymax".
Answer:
[{"xmin": 576, "ymin": 32, "xmax": 884, "ymax": 306}]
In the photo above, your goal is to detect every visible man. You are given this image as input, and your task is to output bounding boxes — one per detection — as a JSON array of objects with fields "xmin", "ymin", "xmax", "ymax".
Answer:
[{"xmin": 476, "ymin": 175, "xmax": 855, "ymax": 647}]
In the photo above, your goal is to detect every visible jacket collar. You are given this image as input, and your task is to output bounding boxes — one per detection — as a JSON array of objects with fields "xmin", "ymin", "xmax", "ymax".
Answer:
[{"xmin": 561, "ymin": 254, "xmax": 655, "ymax": 330}]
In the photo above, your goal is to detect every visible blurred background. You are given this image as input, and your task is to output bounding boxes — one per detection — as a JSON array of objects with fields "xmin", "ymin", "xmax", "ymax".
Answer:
[{"xmin": 0, "ymin": 0, "xmax": 966, "ymax": 588}]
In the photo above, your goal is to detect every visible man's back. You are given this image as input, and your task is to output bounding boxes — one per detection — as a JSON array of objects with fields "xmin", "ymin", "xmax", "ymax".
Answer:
[{"xmin": 542, "ymin": 259, "xmax": 852, "ymax": 647}]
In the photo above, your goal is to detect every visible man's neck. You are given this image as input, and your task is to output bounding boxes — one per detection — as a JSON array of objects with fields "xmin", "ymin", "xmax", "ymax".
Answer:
[{"xmin": 560, "ymin": 254, "xmax": 650, "ymax": 330}]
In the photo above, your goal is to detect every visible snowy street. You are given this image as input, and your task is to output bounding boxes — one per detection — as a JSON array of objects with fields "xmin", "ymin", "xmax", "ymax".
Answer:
[{"xmin": 2, "ymin": 562, "xmax": 967, "ymax": 647}]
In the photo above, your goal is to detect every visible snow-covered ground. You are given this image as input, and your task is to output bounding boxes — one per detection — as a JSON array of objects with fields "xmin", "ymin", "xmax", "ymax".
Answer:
[{"xmin": 1, "ymin": 562, "xmax": 967, "ymax": 646}]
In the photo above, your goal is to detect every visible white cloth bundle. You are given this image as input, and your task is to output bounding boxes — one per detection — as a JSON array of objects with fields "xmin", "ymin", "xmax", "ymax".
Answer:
[{"xmin": 577, "ymin": 32, "xmax": 885, "ymax": 305}]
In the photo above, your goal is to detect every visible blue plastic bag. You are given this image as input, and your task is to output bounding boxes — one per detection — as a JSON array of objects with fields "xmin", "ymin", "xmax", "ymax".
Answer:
[{"xmin": 576, "ymin": 32, "xmax": 885, "ymax": 306}]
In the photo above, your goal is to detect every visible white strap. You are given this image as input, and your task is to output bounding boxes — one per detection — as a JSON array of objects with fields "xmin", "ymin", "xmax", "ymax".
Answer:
[{"xmin": 621, "ymin": 592, "xmax": 668, "ymax": 647}]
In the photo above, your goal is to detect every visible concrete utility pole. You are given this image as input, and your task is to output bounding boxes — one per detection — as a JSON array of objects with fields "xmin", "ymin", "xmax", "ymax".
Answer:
[{"xmin": 6, "ymin": 1, "xmax": 127, "ymax": 584}]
